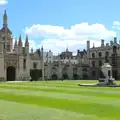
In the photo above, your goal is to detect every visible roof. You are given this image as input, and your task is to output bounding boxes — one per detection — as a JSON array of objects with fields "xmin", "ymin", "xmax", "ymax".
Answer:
[
  {"xmin": 0, "ymin": 27, "xmax": 12, "ymax": 34},
  {"xmin": 29, "ymin": 53, "xmax": 41, "ymax": 60}
]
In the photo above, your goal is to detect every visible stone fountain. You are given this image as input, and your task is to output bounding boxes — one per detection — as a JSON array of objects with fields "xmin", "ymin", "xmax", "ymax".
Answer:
[
  {"xmin": 78, "ymin": 55, "xmax": 120, "ymax": 87},
  {"xmin": 97, "ymin": 62, "xmax": 116, "ymax": 86}
]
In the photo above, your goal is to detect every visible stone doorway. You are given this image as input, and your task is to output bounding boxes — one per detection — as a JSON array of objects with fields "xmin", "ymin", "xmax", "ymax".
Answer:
[
  {"xmin": 62, "ymin": 73, "xmax": 69, "ymax": 80},
  {"xmin": 6, "ymin": 66, "xmax": 16, "ymax": 81},
  {"xmin": 51, "ymin": 74, "xmax": 58, "ymax": 80}
]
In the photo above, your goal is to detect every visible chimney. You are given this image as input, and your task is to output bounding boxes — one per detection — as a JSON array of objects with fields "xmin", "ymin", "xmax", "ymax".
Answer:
[
  {"xmin": 106, "ymin": 43, "xmax": 109, "ymax": 46},
  {"xmin": 101, "ymin": 39, "xmax": 104, "ymax": 47},
  {"xmin": 110, "ymin": 41, "xmax": 113, "ymax": 46},
  {"xmin": 114, "ymin": 37, "xmax": 117, "ymax": 43},
  {"xmin": 87, "ymin": 40, "xmax": 90, "ymax": 50},
  {"xmin": 77, "ymin": 50, "xmax": 80, "ymax": 53}
]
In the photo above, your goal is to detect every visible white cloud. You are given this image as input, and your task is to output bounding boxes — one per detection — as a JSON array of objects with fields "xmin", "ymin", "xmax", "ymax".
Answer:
[
  {"xmin": 0, "ymin": 0, "xmax": 8, "ymax": 5},
  {"xmin": 113, "ymin": 21, "xmax": 120, "ymax": 26},
  {"xmin": 25, "ymin": 22, "xmax": 116, "ymax": 55},
  {"xmin": 112, "ymin": 21, "xmax": 120, "ymax": 30}
]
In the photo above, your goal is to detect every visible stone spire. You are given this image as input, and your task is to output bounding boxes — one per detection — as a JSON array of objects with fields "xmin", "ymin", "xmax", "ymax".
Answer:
[
  {"xmin": 18, "ymin": 34, "xmax": 22, "ymax": 46},
  {"xmin": 66, "ymin": 44, "xmax": 68, "ymax": 52},
  {"xmin": 25, "ymin": 33, "xmax": 29, "ymax": 46},
  {"xmin": 14, "ymin": 38, "xmax": 17, "ymax": 47},
  {"xmin": 3, "ymin": 9, "xmax": 7, "ymax": 28},
  {"xmin": 14, "ymin": 38, "xmax": 18, "ymax": 53}
]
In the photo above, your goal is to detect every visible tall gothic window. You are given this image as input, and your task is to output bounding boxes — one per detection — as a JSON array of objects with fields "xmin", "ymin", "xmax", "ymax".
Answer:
[
  {"xmin": 98, "ymin": 52, "xmax": 102, "ymax": 57},
  {"xmin": 23, "ymin": 59, "xmax": 26, "ymax": 70},
  {"xmin": 99, "ymin": 60, "xmax": 102, "ymax": 67},
  {"xmin": 33, "ymin": 62, "xmax": 37, "ymax": 69},
  {"xmin": 7, "ymin": 44, "xmax": 10, "ymax": 51},
  {"xmin": 92, "ymin": 61, "xmax": 95, "ymax": 67},
  {"xmin": 92, "ymin": 53, "xmax": 95, "ymax": 58},
  {"xmin": 113, "ymin": 46, "xmax": 117, "ymax": 54},
  {"xmin": 92, "ymin": 71, "xmax": 96, "ymax": 76}
]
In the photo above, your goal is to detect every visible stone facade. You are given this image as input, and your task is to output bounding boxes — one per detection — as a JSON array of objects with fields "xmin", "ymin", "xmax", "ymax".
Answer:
[
  {"xmin": 43, "ymin": 38, "xmax": 120, "ymax": 80},
  {"xmin": 1, "ymin": 10, "xmax": 120, "ymax": 81},
  {"xmin": 0, "ymin": 10, "xmax": 30, "ymax": 81}
]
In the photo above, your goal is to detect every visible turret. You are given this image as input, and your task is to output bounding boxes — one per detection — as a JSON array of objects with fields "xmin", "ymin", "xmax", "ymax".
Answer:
[
  {"xmin": 31, "ymin": 48, "xmax": 33, "ymax": 54},
  {"xmin": 41, "ymin": 46, "xmax": 43, "ymax": 55},
  {"xmin": 87, "ymin": 40, "xmax": 90, "ymax": 50},
  {"xmin": 14, "ymin": 38, "xmax": 18, "ymax": 53},
  {"xmin": 41, "ymin": 46, "xmax": 44, "ymax": 80},
  {"xmin": 93, "ymin": 43, "xmax": 95, "ymax": 48},
  {"xmin": 25, "ymin": 33, "xmax": 29, "ymax": 55},
  {"xmin": 18, "ymin": 34, "xmax": 23, "ymax": 55}
]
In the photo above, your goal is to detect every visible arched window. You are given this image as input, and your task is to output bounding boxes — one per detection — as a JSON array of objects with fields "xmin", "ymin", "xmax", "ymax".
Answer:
[
  {"xmin": 98, "ymin": 52, "xmax": 102, "ymax": 57},
  {"xmin": 92, "ymin": 53, "xmax": 95, "ymax": 58},
  {"xmin": 99, "ymin": 60, "xmax": 102, "ymax": 67},
  {"xmin": 92, "ymin": 71, "xmax": 96, "ymax": 76},
  {"xmin": 92, "ymin": 61, "xmax": 95, "ymax": 67},
  {"xmin": 105, "ymin": 51, "xmax": 109, "ymax": 56},
  {"xmin": 113, "ymin": 46, "xmax": 117, "ymax": 54}
]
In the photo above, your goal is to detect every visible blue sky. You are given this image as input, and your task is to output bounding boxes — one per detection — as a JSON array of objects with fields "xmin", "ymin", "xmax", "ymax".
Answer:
[{"xmin": 0, "ymin": 0, "xmax": 120, "ymax": 54}]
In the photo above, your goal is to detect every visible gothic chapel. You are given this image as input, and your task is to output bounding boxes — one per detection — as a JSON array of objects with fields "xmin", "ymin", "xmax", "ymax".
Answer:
[{"xmin": 0, "ymin": 10, "xmax": 30, "ymax": 81}]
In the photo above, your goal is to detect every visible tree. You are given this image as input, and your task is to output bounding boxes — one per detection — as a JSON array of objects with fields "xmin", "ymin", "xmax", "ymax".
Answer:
[{"xmin": 30, "ymin": 69, "xmax": 42, "ymax": 81}]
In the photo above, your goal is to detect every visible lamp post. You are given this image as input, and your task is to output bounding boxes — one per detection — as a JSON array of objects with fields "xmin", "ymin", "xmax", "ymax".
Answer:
[{"xmin": 41, "ymin": 46, "xmax": 44, "ymax": 80}]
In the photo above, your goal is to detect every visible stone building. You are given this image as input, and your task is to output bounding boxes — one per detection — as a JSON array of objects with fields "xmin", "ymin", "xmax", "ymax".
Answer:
[
  {"xmin": 86, "ymin": 38, "xmax": 120, "ymax": 80},
  {"xmin": 43, "ymin": 48, "xmax": 89, "ymax": 80},
  {"xmin": 0, "ymin": 10, "xmax": 30, "ymax": 81},
  {"xmin": 1, "ymin": 10, "xmax": 120, "ymax": 81},
  {"xmin": 43, "ymin": 38, "xmax": 120, "ymax": 80}
]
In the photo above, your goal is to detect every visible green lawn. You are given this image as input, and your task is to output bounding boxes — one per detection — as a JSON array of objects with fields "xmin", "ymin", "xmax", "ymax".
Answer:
[{"xmin": 0, "ymin": 80, "xmax": 120, "ymax": 120}]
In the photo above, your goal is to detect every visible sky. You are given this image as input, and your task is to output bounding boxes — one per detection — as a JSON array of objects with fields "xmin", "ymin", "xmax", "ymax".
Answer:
[{"xmin": 0, "ymin": 0, "xmax": 120, "ymax": 55}]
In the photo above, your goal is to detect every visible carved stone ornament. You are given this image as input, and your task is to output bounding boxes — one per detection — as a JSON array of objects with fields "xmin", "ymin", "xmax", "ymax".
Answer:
[{"xmin": 6, "ymin": 60, "xmax": 17, "ymax": 67}]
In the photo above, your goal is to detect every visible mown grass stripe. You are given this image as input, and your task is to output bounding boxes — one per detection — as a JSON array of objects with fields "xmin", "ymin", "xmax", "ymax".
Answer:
[
  {"xmin": 1, "ymin": 84, "xmax": 120, "ymax": 98},
  {"xmin": 0, "ymin": 92, "xmax": 119, "ymax": 118},
  {"xmin": 0, "ymin": 100, "xmax": 111, "ymax": 120},
  {"xmin": 2, "ymin": 82, "xmax": 120, "ymax": 92},
  {"xmin": 3, "ymin": 80, "xmax": 120, "ymax": 90},
  {"xmin": 4, "ymin": 80, "xmax": 96, "ymax": 87},
  {"xmin": 0, "ymin": 88, "xmax": 120, "ymax": 107}
]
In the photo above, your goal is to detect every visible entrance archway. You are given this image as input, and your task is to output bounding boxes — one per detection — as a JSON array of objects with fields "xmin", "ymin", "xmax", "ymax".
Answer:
[
  {"xmin": 7, "ymin": 66, "xmax": 16, "ymax": 81},
  {"xmin": 51, "ymin": 74, "xmax": 58, "ymax": 80},
  {"xmin": 62, "ymin": 73, "xmax": 69, "ymax": 80},
  {"xmin": 73, "ymin": 74, "xmax": 79, "ymax": 80}
]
